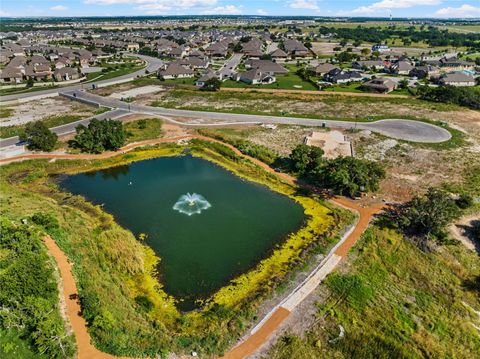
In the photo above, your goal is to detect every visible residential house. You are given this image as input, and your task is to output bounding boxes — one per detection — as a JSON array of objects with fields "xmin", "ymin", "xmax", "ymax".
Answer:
[
  {"xmin": 324, "ymin": 68, "xmax": 363, "ymax": 84},
  {"xmin": 54, "ymin": 67, "xmax": 80, "ymax": 82},
  {"xmin": 245, "ymin": 60, "xmax": 288, "ymax": 75},
  {"xmin": 269, "ymin": 48, "xmax": 287, "ymax": 61},
  {"xmin": 390, "ymin": 61, "xmax": 414, "ymax": 75},
  {"xmin": 158, "ymin": 63, "xmax": 194, "ymax": 79},
  {"xmin": 352, "ymin": 60, "xmax": 385, "ymax": 71},
  {"xmin": 238, "ymin": 69, "xmax": 275, "ymax": 85},
  {"xmin": 438, "ymin": 72, "xmax": 476, "ymax": 87},
  {"xmin": 372, "ymin": 44, "xmax": 389, "ymax": 53},
  {"xmin": 283, "ymin": 39, "xmax": 310, "ymax": 58},
  {"xmin": 127, "ymin": 43, "xmax": 140, "ymax": 52},
  {"xmin": 195, "ymin": 69, "xmax": 217, "ymax": 87},
  {"xmin": 362, "ymin": 77, "xmax": 397, "ymax": 93},
  {"xmin": 310, "ymin": 63, "xmax": 338, "ymax": 76}
]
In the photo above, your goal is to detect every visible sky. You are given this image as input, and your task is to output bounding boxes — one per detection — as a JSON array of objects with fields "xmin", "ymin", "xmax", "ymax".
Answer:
[{"xmin": 1, "ymin": 0, "xmax": 480, "ymax": 18}]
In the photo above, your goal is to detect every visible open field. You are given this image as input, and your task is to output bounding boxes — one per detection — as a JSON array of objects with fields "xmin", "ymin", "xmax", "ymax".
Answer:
[
  {"xmin": 0, "ymin": 97, "xmax": 105, "ymax": 138},
  {"xmin": 146, "ymin": 88, "xmax": 474, "ymax": 124},
  {"xmin": 264, "ymin": 225, "xmax": 480, "ymax": 359}
]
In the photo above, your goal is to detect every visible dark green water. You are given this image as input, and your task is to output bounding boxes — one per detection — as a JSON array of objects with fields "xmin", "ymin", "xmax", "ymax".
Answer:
[{"xmin": 59, "ymin": 156, "xmax": 305, "ymax": 310}]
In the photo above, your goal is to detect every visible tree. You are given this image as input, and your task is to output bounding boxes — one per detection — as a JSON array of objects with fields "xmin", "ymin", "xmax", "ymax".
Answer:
[
  {"xmin": 316, "ymin": 156, "xmax": 385, "ymax": 197},
  {"xmin": 399, "ymin": 188, "xmax": 461, "ymax": 240},
  {"xmin": 201, "ymin": 77, "xmax": 222, "ymax": 91},
  {"xmin": 339, "ymin": 39, "xmax": 348, "ymax": 47},
  {"xmin": 289, "ymin": 144, "xmax": 324, "ymax": 175},
  {"xmin": 20, "ymin": 121, "xmax": 58, "ymax": 152},
  {"xmin": 399, "ymin": 79, "xmax": 409, "ymax": 89},
  {"xmin": 73, "ymin": 119, "xmax": 126, "ymax": 153},
  {"xmin": 361, "ymin": 48, "xmax": 371, "ymax": 57}
]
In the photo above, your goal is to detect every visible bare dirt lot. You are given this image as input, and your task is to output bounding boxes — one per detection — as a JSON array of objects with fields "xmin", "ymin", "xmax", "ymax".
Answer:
[{"xmin": 0, "ymin": 97, "xmax": 98, "ymax": 127}]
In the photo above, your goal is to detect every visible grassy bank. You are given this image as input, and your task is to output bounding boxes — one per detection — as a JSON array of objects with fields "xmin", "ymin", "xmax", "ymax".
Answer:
[
  {"xmin": 0, "ymin": 140, "xmax": 349, "ymax": 357},
  {"xmin": 266, "ymin": 225, "xmax": 480, "ymax": 358}
]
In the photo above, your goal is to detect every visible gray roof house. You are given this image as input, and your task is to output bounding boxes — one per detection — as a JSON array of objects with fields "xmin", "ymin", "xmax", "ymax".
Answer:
[
  {"xmin": 238, "ymin": 69, "xmax": 275, "ymax": 85},
  {"xmin": 245, "ymin": 60, "xmax": 288, "ymax": 74},
  {"xmin": 439, "ymin": 72, "xmax": 476, "ymax": 87},
  {"xmin": 362, "ymin": 77, "xmax": 397, "ymax": 93},
  {"xmin": 159, "ymin": 63, "xmax": 194, "ymax": 79}
]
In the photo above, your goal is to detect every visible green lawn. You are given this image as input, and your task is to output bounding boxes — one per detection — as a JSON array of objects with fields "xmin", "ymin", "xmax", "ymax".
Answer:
[
  {"xmin": 0, "ymin": 84, "xmax": 58, "ymax": 97},
  {"xmin": 85, "ymin": 65, "xmax": 143, "ymax": 82},
  {"xmin": 124, "ymin": 118, "xmax": 163, "ymax": 143}
]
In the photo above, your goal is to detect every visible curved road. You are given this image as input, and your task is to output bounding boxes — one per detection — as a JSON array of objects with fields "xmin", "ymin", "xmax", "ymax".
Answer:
[
  {"xmin": 0, "ymin": 54, "xmax": 163, "ymax": 103},
  {"xmin": 64, "ymin": 90, "xmax": 452, "ymax": 143}
]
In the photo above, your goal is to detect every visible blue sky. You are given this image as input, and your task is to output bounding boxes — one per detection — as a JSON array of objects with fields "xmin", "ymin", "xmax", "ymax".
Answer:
[{"xmin": 1, "ymin": 0, "xmax": 480, "ymax": 18}]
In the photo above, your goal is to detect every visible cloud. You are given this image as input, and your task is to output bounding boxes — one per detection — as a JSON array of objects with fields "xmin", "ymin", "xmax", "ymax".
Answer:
[
  {"xmin": 202, "ymin": 5, "xmax": 242, "ymax": 15},
  {"xmin": 50, "ymin": 5, "xmax": 68, "ymax": 11},
  {"xmin": 257, "ymin": 9, "xmax": 268, "ymax": 15},
  {"xmin": 435, "ymin": 4, "xmax": 480, "ymax": 17},
  {"xmin": 0, "ymin": 10, "xmax": 11, "ymax": 16},
  {"xmin": 289, "ymin": 0, "xmax": 319, "ymax": 10},
  {"xmin": 84, "ymin": 0, "xmax": 217, "ymax": 7},
  {"xmin": 346, "ymin": 0, "xmax": 441, "ymax": 14}
]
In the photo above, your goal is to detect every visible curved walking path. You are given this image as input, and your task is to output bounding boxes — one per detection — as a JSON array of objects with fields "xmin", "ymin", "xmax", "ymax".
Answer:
[{"xmin": 7, "ymin": 136, "xmax": 384, "ymax": 359}]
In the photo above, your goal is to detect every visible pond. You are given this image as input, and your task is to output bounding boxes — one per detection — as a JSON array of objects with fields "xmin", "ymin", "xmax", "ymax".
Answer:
[{"xmin": 59, "ymin": 156, "xmax": 305, "ymax": 310}]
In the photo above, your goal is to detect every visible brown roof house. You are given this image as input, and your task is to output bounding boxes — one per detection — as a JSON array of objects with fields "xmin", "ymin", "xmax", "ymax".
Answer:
[
  {"xmin": 158, "ymin": 63, "xmax": 194, "ymax": 80},
  {"xmin": 362, "ymin": 77, "xmax": 397, "ymax": 93},
  {"xmin": 54, "ymin": 67, "xmax": 80, "ymax": 82}
]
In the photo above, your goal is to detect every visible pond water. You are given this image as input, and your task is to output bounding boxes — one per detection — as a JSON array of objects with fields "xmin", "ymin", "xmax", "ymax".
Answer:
[{"xmin": 59, "ymin": 156, "xmax": 305, "ymax": 310}]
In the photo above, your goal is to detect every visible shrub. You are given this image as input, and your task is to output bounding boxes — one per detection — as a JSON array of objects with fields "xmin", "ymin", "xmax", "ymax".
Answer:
[
  {"xmin": 73, "ymin": 119, "xmax": 126, "ymax": 153},
  {"xmin": 19, "ymin": 121, "xmax": 58, "ymax": 152}
]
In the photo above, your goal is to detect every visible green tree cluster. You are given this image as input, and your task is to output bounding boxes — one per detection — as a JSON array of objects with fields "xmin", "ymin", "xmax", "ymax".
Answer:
[
  {"xmin": 289, "ymin": 144, "xmax": 385, "ymax": 197},
  {"xmin": 73, "ymin": 119, "xmax": 126, "ymax": 153},
  {"xmin": 0, "ymin": 216, "xmax": 75, "ymax": 358},
  {"xmin": 19, "ymin": 121, "xmax": 58, "ymax": 152},
  {"xmin": 201, "ymin": 77, "xmax": 222, "ymax": 92},
  {"xmin": 416, "ymin": 85, "xmax": 480, "ymax": 110}
]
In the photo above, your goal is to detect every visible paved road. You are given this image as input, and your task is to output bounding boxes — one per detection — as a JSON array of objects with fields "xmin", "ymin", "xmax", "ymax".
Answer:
[
  {"xmin": 62, "ymin": 90, "xmax": 452, "ymax": 143},
  {"xmin": 217, "ymin": 53, "xmax": 243, "ymax": 80},
  {"xmin": 0, "ymin": 108, "xmax": 128, "ymax": 148},
  {"xmin": 0, "ymin": 54, "xmax": 163, "ymax": 103}
]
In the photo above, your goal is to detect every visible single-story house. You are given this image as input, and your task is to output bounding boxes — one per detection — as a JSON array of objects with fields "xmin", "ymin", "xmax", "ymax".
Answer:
[
  {"xmin": 159, "ymin": 63, "xmax": 194, "ymax": 79},
  {"xmin": 438, "ymin": 72, "xmax": 476, "ymax": 87},
  {"xmin": 362, "ymin": 77, "xmax": 397, "ymax": 93},
  {"xmin": 310, "ymin": 63, "xmax": 338, "ymax": 76},
  {"xmin": 195, "ymin": 69, "xmax": 217, "ymax": 87},
  {"xmin": 54, "ymin": 67, "xmax": 80, "ymax": 82},
  {"xmin": 390, "ymin": 61, "xmax": 414, "ymax": 75},
  {"xmin": 238, "ymin": 69, "xmax": 276, "ymax": 85},
  {"xmin": 245, "ymin": 60, "xmax": 288, "ymax": 74},
  {"xmin": 324, "ymin": 69, "xmax": 363, "ymax": 84}
]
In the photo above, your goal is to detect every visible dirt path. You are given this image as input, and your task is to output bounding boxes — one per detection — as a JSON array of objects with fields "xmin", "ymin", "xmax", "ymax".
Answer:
[
  {"xmin": 6, "ymin": 136, "xmax": 383, "ymax": 359},
  {"xmin": 43, "ymin": 236, "xmax": 126, "ymax": 359},
  {"xmin": 220, "ymin": 87, "xmax": 410, "ymax": 98}
]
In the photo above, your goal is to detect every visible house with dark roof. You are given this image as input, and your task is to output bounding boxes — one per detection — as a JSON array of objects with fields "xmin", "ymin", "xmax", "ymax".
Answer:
[{"xmin": 324, "ymin": 69, "xmax": 363, "ymax": 84}]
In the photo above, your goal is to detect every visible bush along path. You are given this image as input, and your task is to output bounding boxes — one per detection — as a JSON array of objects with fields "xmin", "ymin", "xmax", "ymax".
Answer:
[{"xmin": 4, "ymin": 137, "xmax": 384, "ymax": 359}]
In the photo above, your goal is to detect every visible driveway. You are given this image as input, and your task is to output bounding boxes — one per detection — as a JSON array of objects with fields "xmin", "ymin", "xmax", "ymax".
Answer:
[{"xmin": 217, "ymin": 53, "xmax": 243, "ymax": 80}]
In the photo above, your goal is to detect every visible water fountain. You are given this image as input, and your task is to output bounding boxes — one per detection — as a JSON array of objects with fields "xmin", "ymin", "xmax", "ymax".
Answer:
[{"xmin": 173, "ymin": 193, "xmax": 211, "ymax": 216}]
